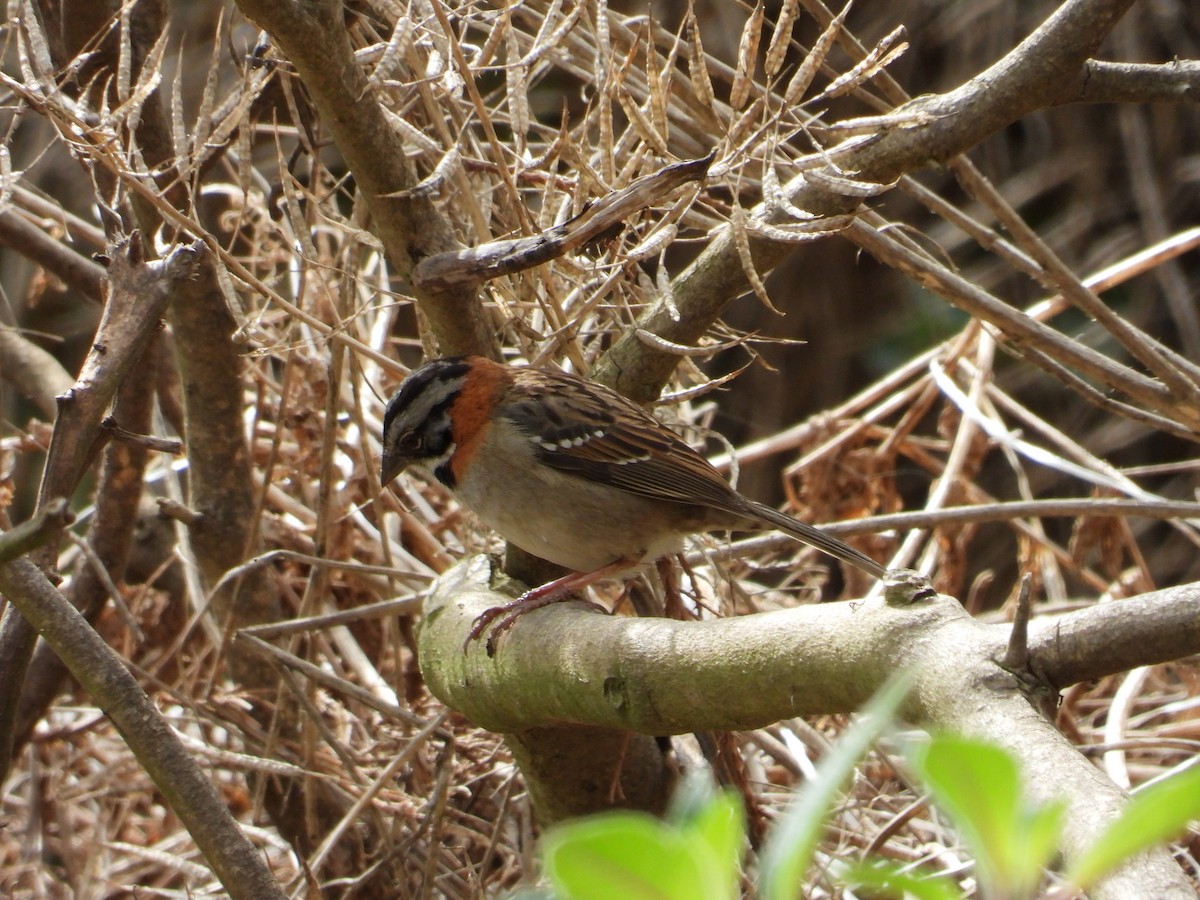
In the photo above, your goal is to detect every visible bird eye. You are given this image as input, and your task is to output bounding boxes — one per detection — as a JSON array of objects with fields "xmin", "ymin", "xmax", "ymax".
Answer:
[{"xmin": 399, "ymin": 432, "xmax": 423, "ymax": 453}]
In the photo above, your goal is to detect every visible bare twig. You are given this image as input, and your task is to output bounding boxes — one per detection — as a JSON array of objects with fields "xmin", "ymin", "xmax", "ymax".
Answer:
[
  {"xmin": 101, "ymin": 414, "xmax": 183, "ymax": 454},
  {"xmin": 413, "ymin": 155, "xmax": 713, "ymax": 289},
  {"xmin": 1004, "ymin": 574, "xmax": 1034, "ymax": 671},
  {"xmin": 0, "ymin": 557, "xmax": 286, "ymax": 898},
  {"xmin": 0, "ymin": 499, "xmax": 74, "ymax": 564},
  {"xmin": 845, "ymin": 219, "xmax": 1193, "ymax": 430}
]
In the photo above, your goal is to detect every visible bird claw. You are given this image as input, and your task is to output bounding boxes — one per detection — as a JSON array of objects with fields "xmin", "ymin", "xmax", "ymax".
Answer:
[
  {"xmin": 462, "ymin": 601, "xmax": 527, "ymax": 656},
  {"xmin": 462, "ymin": 558, "xmax": 636, "ymax": 655},
  {"xmin": 463, "ymin": 592, "xmax": 607, "ymax": 656}
]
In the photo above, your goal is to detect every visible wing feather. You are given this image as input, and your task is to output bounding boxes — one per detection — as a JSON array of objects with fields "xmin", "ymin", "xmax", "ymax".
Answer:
[{"xmin": 499, "ymin": 367, "xmax": 744, "ymax": 514}]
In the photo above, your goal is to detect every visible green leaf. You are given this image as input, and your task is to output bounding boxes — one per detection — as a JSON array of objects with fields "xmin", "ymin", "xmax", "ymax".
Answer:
[
  {"xmin": 915, "ymin": 736, "xmax": 1019, "ymax": 877},
  {"xmin": 543, "ymin": 810, "xmax": 722, "ymax": 900},
  {"xmin": 913, "ymin": 735, "xmax": 1062, "ymax": 898},
  {"xmin": 1020, "ymin": 798, "xmax": 1067, "ymax": 887},
  {"xmin": 838, "ymin": 858, "xmax": 963, "ymax": 900},
  {"xmin": 685, "ymin": 789, "xmax": 745, "ymax": 900},
  {"xmin": 662, "ymin": 770, "xmax": 745, "ymax": 898},
  {"xmin": 758, "ymin": 672, "xmax": 913, "ymax": 900},
  {"xmin": 1065, "ymin": 762, "xmax": 1200, "ymax": 891}
]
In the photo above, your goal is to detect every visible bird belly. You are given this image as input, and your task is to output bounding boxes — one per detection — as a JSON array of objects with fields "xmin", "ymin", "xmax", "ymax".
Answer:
[{"xmin": 455, "ymin": 440, "xmax": 686, "ymax": 572}]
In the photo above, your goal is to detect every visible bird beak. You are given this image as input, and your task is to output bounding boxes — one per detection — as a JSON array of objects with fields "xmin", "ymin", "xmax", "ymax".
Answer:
[{"xmin": 380, "ymin": 454, "xmax": 404, "ymax": 488}]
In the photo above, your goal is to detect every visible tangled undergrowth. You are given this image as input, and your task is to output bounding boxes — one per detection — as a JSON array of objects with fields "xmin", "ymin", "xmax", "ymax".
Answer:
[{"xmin": 1, "ymin": 0, "xmax": 1198, "ymax": 894}]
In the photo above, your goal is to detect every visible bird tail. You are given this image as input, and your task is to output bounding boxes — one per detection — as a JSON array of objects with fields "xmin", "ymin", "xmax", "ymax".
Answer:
[{"xmin": 747, "ymin": 500, "xmax": 886, "ymax": 579}]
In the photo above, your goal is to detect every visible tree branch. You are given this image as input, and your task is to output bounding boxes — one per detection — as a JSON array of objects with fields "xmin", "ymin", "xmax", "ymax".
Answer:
[
  {"xmin": 420, "ymin": 556, "xmax": 1196, "ymax": 897},
  {"xmin": 591, "ymin": 0, "xmax": 1144, "ymax": 401},
  {"xmin": 0, "ymin": 499, "xmax": 74, "ymax": 564},
  {"xmin": 0, "ymin": 326, "xmax": 74, "ymax": 421},
  {"xmin": 162, "ymin": 245, "xmax": 283, "ymax": 669},
  {"xmin": 0, "ymin": 236, "xmax": 202, "ymax": 784},
  {"xmin": 1079, "ymin": 59, "xmax": 1200, "ymax": 104},
  {"xmin": 842, "ymin": 219, "xmax": 1198, "ymax": 431},
  {"xmin": 413, "ymin": 155, "xmax": 712, "ymax": 290},
  {"xmin": 0, "ymin": 209, "xmax": 106, "ymax": 303},
  {"xmin": 0, "ymin": 556, "xmax": 285, "ymax": 898},
  {"xmin": 231, "ymin": 0, "xmax": 497, "ymax": 358},
  {"xmin": 1030, "ymin": 582, "xmax": 1200, "ymax": 688},
  {"xmin": 13, "ymin": 343, "xmax": 163, "ymax": 752}
]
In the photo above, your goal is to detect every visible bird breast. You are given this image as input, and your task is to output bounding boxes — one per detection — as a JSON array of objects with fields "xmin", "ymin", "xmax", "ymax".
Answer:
[{"xmin": 453, "ymin": 419, "xmax": 691, "ymax": 572}]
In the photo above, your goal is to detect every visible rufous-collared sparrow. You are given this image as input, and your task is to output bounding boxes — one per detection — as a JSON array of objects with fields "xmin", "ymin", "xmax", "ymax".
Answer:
[{"xmin": 381, "ymin": 356, "xmax": 885, "ymax": 648}]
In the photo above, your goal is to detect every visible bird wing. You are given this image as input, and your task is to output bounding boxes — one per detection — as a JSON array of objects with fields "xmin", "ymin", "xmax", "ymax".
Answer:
[{"xmin": 499, "ymin": 368, "xmax": 744, "ymax": 513}]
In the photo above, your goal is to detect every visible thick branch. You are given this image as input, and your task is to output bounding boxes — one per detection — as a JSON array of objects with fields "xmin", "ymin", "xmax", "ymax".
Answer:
[
  {"xmin": 164, "ymin": 233, "xmax": 368, "ymax": 862},
  {"xmin": 421, "ymin": 558, "xmax": 1200, "ymax": 735},
  {"xmin": 420, "ymin": 556, "xmax": 1197, "ymax": 898},
  {"xmin": 38, "ymin": 238, "xmax": 199, "ymax": 509},
  {"xmin": 1030, "ymin": 582, "xmax": 1200, "ymax": 688}
]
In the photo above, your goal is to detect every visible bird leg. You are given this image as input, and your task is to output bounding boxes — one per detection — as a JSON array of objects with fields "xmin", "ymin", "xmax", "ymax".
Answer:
[
  {"xmin": 657, "ymin": 555, "xmax": 685, "ymax": 620},
  {"xmin": 465, "ymin": 556, "xmax": 638, "ymax": 654}
]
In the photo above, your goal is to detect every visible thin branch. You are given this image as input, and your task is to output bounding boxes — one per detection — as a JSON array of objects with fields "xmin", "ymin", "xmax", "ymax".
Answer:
[
  {"xmin": 764, "ymin": 497, "xmax": 1200, "ymax": 536},
  {"xmin": 947, "ymin": 156, "xmax": 1200, "ymax": 404},
  {"xmin": 0, "ymin": 209, "xmax": 106, "ymax": 302},
  {"xmin": 1078, "ymin": 59, "xmax": 1200, "ymax": 104},
  {"xmin": 0, "ymin": 557, "xmax": 286, "ymax": 898},
  {"xmin": 592, "ymin": 0, "xmax": 1143, "ymax": 400},
  {"xmin": 101, "ymin": 414, "xmax": 183, "ymax": 454},
  {"xmin": 0, "ymin": 499, "xmax": 74, "ymax": 564},
  {"xmin": 413, "ymin": 155, "xmax": 712, "ymax": 289},
  {"xmin": 843, "ymin": 219, "xmax": 1193, "ymax": 429}
]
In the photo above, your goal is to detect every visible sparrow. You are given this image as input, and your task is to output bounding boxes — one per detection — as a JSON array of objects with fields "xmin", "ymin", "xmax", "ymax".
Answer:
[{"xmin": 381, "ymin": 356, "xmax": 884, "ymax": 649}]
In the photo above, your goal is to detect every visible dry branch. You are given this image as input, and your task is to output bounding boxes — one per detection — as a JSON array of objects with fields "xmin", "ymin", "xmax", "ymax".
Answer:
[
  {"xmin": 13, "ymin": 341, "xmax": 165, "ymax": 751},
  {"xmin": 0, "ymin": 326, "xmax": 74, "ymax": 421},
  {"xmin": 0, "ymin": 557, "xmax": 286, "ymax": 899},
  {"xmin": 413, "ymin": 154, "xmax": 713, "ymax": 290},
  {"xmin": 1029, "ymin": 582, "xmax": 1200, "ymax": 688},
  {"xmin": 1079, "ymin": 59, "xmax": 1200, "ymax": 104},
  {"xmin": 233, "ymin": 0, "xmax": 498, "ymax": 358},
  {"xmin": 589, "ymin": 0, "xmax": 1172, "ymax": 406},
  {"xmin": 0, "ymin": 499, "xmax": 73, "ymax": 563},
  {"xmin": 0, "ymin": 209, "xmax": 106, "ymax": 302},
  {"xmin": 0, "ymin": 236, "xmax": 202, "ymax": 783}
]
